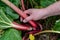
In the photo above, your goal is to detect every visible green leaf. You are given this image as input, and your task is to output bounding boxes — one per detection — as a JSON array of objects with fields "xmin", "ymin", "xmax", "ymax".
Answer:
[
  {"xmin": 9, "ymin": 0, "xmax": 20, "ymax": 6},
  {"xmin": 53, "ymin": 19, "xmax": 60, "ymax": 31},
  {"xmin": 0, "ymin": 21, "xmax": 12, "ymax": 29},
  {"xmin": 5, "ymin": 0, "xmax": 20, "ymax": 19},
  {"xmin": 0, "ymin": 1, "xmax": 6, "ymax": 7},
  {"xmin": 0, "ymin": 29, "xmax": 22, "ymax": 40},
  {"xmin": 0, "ymin": 0, "xmax": 19, "ymax": 20},
  {"xmin": 57, "ymin": 38, "xmax": 60, "ymax": 40},
  {"xmin": 40, "ymin": 0, "xmax": 56, "ymax": 7},
  {"xmin": 0, "ymin": 8, "xmax": 12, "ymax": 23},
  {"xmin": 5, "ymin": 7, "xmax": 19, "ymax": 19},
  {"xmin": 0, "ymin": 8, "xmax": 13, "ymax": 29}
]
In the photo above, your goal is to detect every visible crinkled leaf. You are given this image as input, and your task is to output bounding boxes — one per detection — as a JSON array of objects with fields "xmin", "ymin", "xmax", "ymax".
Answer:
[
  {"xmin": 6, "ymin": 15, "xmax": 13, "ymax": 22},
  {"xmin": 0, "ymin": 8, "xmax": 13, "ymax": 29},
  {"xmin": 0, "ymin": 8, "xmax": 12, "ymax": 23},
  {"xmin": 0, "ymin": 0, "xmax": 20, "ymax": 7},
  {"xmin": 0, "ymin": 29, "xmax": 22, "ymax": 40},
  {"xmin": 40, "ymin": 0, "xmax": 56, "ymax": 7},
  {"xmin": 5, "ymin": 7, "xmax": 19, "ymax": 19},
  {"xmin": 0, "ymin": 21, "xmax": 12, "ymax": 29},
  {"xmin": 0, "ymin": 0, "xmax": 20, "ymax": 19},
  {"xmin": 53, "ymin": 19, "xmax": 60, "ymax": 31},
  {"xmin": 0, "ymin": 1, "xmax": 6, "ymax": 7},
  {"xmin": 9, "ymin": 0, "xmax": 20, "ymax": 6}
]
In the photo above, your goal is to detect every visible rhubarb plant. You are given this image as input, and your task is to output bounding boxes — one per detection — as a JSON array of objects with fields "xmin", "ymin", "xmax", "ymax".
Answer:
[
  {"xmin": 0, "ymin": 0, "xmax": 19, "ymax": 20},
  {"xmin": 40, "ymin": 0, "xmax": 57, "ymax": 7},
  {"xmin": 0, "ymin": 8, "xmax": 13, "ymax": 29},
  {"xmin": 0, "ymin": 29, "xmax": 22, "ymax": 40},
  {"xmin": 0, "ymin": 0, "xmax": 60, "ymax": 40},
  {"xmin": 0, "ymin": 0, "xmax": 22, "ymax": 40},
  {"xmin": 0, "ymin": 7, "xmax": 22, "ymax": 40},
  {"xmin": 53, "ymin": 19, "xmax": 60, "ymax": 31}
]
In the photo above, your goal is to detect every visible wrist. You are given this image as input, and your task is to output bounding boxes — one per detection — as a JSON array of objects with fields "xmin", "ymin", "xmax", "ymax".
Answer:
[
  {"xmin": 43, "ymin": 8, "xmax": 50, "ymax": 16},
  {"xmin": 45, "ymin": 7, "xmax": 60, "ymax": 17},
  {"xmin": 45, "ymin": 8, "xmax": 54, "ymax": 17}
]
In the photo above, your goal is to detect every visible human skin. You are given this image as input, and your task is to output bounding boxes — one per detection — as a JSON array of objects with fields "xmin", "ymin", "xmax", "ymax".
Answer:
[{"xmin": 23, "ymin": 1, "xmax": 60, "ymax": 23}]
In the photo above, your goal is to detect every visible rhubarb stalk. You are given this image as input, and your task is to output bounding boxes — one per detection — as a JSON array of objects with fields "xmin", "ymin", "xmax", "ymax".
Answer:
[
  {"xmin": 1, "ymin": 0, "xmax": 37, "ymax": 28},
  {"xmin": 21, "ymin": 0, "xmax": 25, "ymax": 11},
  {"xmin": 12, "ymin": 22, "xmax": 32, "ymax": 30}
]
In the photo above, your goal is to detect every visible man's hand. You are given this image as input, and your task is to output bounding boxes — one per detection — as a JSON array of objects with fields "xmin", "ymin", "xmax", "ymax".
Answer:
[
  {"xmin": 23, "ymin": 9, "xmax": 49, "ymax": 23},
  {"xmin": 23, "ymin": 1, "xmax": 60, "ymax": 23}
]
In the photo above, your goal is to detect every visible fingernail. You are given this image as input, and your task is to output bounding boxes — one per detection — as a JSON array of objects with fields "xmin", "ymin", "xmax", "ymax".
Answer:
[{"xmin": 23, "ymin": 20, "xmax": 27, "ymax": 23}]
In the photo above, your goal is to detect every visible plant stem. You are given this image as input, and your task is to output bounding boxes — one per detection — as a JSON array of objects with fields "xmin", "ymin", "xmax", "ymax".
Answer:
[
  {"xmin": 12, "ymin": 22, "xmax": 32, "ymax": 30},
  {"xmin": 34, "ymin": 30, "xmax": 60, "ymax": 36},
  {"xmin": 1, "ymin": 0, "xmax": 37, "ymax": 28},
  {"xmin": 21, "ymin": 0, "xmax": 25, "ymax": 11}
]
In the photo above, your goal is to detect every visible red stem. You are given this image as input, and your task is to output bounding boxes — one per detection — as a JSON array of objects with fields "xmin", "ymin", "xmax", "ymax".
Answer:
[
  {"xmin": 1, "ymin": 0, "xmax": 37, "ymax": 28},
  {"xmin": 21, "ymin": 0, "xmax": 25, "ymax": 11},
  {"xmin": 12, "ymin": 22, "xmax": 32, "ymax": 30}
]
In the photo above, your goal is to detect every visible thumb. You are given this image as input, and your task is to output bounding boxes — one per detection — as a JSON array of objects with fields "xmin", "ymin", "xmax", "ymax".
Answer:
[{"xmin": 23, "ymin": 16, "xmax": 33, "ymax": 23}]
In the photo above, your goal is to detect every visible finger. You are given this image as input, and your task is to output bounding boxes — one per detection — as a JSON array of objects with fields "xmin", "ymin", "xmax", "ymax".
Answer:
[
  {"xmin": 23, "ymin": 9, "xmax": 32, "ymax": 14},
  {"xmin": 42, "ymin": 16, "xmax": 47, "ymax": 19},
  {"xmin": 23, "ymin": 16, "xmax": 33, "ymax": 23},
  {"xmin": 20, "ymin": 17, "xmax": 23, "ymax": 22}
]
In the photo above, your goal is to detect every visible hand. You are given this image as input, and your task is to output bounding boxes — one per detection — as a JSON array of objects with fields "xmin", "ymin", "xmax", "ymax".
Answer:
[{"xmin": 23, "ymin": 8, "xmax": 49, "ymax": 23}]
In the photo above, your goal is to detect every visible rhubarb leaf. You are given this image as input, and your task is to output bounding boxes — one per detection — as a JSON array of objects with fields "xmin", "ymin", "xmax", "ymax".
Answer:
[
  {"xmin": 40, "ymin": 0, "xmax": 56, "ymax": 7},
  {"xmin": 53, "ymin": 19, "xmax": 60, "ymax": 40},
  {"xmin": 0, "ymin": 21, "xmax": 12, "ymax": 29},
  {"xmin": 0, "ymin": 0, "xmax": 20, "ymax": 20},
  {"xmin": 0, "ymin": 8, "xmax": 12, "ymax": 23},
  {"xmin": 0, "ymin": 29, "xmax": 22, "ymax": 40},
  {"xmin": 5, "ymin": 7, "xmax": 19, "ymax": 19},
  {"xmin": 9, "ymin": 0, "xmax": 20, "ymax": 6},
  {"xmin": 53, "ymin": 19, "xmax": 60, "ymax": 31},
  {"xmin": 4, "ymin": 0, "xmax": 20, "ymax": 19},
  {"xmin": 0, "ymin": 8, "xmax": 13, "ymax": 29}
]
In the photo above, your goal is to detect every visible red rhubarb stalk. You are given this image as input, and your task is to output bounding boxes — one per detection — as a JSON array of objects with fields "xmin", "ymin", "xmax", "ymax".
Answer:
[
  {"xmin": 12, "ymin": 22, "xmax": 32, "ymax": 30},
  {"xmin": 1, "ymin": 0, "xmax": 37, "ymax": 28},
  {"xmin": 21, "ymin": 0, "xmax": 25, "ymax": 11}
]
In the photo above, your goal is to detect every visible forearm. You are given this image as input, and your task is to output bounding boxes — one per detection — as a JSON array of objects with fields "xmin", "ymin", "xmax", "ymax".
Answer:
[{"xmin": 46, "ymin": 1, "xmax": 60, "ymax": 16}]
